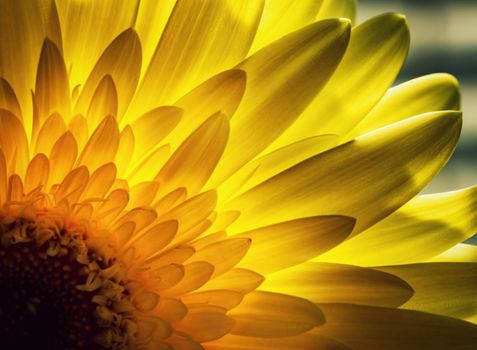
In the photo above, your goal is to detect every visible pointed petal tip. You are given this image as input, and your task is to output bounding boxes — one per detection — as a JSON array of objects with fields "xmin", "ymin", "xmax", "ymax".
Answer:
[
  {"xmin": 338, "ymin": 215, "xmax": 357, "ymax": 228},
  {"xmin": 379, "ymin": 12, "xmax": 407, "ymax": 23},
  {"xmin": 337, "ymin": 17, "xmax": 352, "ymax": 28},
  {"xmin": 327, "ymin": 17, "xmax": 351, "ymax": 33},
  {"xmin": 393, "ymin": 12, "xmax": 408, "ymax": 22},
  {"xmin": 227, "ymin": 69, "xmax": 247, "ymax": 88},
  {"xmin": 371, "ymin": 12, "xmax": 410, "ymax": 34},
  {"xmin": 42, "ymin": 36, "xmax": 56, "ymax": 47},
  {"xmin": 442, "ymin": 110, "xmax": 463, "ymax": 127},
  {"xmin": 120, "ymin": 27, "xmax": 141, "ymax": 46},
  {"xmin": 402, "ymin": 110, "xmax": 462, "ymax": 131}
]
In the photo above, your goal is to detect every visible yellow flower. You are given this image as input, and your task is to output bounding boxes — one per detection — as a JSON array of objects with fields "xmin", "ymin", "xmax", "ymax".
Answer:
[{"xmin": 0, "ymin": 0, "xmax": 476, "ymax": 349}]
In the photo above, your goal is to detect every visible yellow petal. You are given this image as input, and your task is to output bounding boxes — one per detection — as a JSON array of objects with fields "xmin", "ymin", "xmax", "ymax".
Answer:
[
  {"xmin": 167, "ymin": 69, "xmax": 246, "ymax": 149},
  {"xmin": 35, "ymin": 38, "xmax": 70, "ymax": 124},
  {"xmin": 54, "ymin": 166, "xmax": 89, "ymax": 204},
  {"xmin": 0, "ymin": 152, "xmax": 7, "ymax": 202},
  {"xmin": 207, "ymin": 333, "xmax": 351, "ymax": 350},
  {"xmin": 226, "ymin": 111, "xmax": 461, "ymax": 234},
  {"xmin": 78, "ymin": 116, "xmax": 120, "ymax": 172},
  {"xmin": 178, "ymin": 219, "xmax": 214, "ymax": 246},
  {"xmin": 203, "ymin": 268, "xmax": 264, "ymax": 294},
  {"xmin": 236, "ymin": 216, "xmax": 355, "ymax": 274},
  {"xmin": 96, "ymin": 189, "xmax": 129, "ymax": 224},
  {"xmin": 315, "ymin": 303, "xmax": 477, "ymax": 350},
  {"xmin": 156, "ymin": 113, "xmax": 229, "ymax": 196},
  {"xmin": 134, "ymin": 0, "xmax": 175, "ymax": 71},
  {"xmin": 127, "ymin": 144, "xmax": 170, "ymax": 185},
  {"xmin": 176, "ymin": 310, "xmax": 235, "ymax": 343},
  {"xmin": 0, "ymin": 109, "xmax": 29, "ymax": 175},
  {"xmin": 114, "ymin": 207, "xmax": 157, "ymax": 236},
  {"xmin": 318, "ymin": 186, "xmax": 477, "ymax": 266},
  {"xmin": 163, "ymin": 261, "xmax": 214, "ymax": 296},
  {"xmin": 347, "ymin": 73, "xmax": 460, "ymax": 140},
  {"xmin": 262, "ymin": 263, "xmax": 413, "ymax": 307},
  {"xmin": 86, "ymin": 75, "xmax": 118, "ymax": 130},
  {"xmin": 230, "ymin": 291, "xmax": 324, "ymax": 337},
  {"xmin": 377, "ymin": 263, "xmax": 477, "ymax": 320},
  {"xmin": 48, "ymin": 132, "xmax": 77, "ymax": 186},
  {"xmin": 153, "ymin": 187, "xmax": 187, "ymax": 216},
  {"xmin": 431, "ymin": 244, "xmax": 477, "ymax": 263},
  {"xmin": 128, "ymin": 181, "xmax": 160, "ymax": 208},
  {"xmin": 115, "ymin": 125, "xmax": 134, "ymax": 177},
  {"xmin": 159, "ymin": 191, "xmax": 217, "ymax": 242},
  {"xmin": 0, "ymin": 0, "xmax": 61, "ymax": 123},
  {"xmin": 68, "ymin": 114, "xmax": 88, "ymax": 149},
  {"xmin": 272, "ymin": 13, "xmax": 409, "ymax": 148},
  {"xmin": 189, "ymin": 238, "xmax": 251, "ymax": 277},
  {"xmin": 0, "ymin": 78, "xmax": 22, "ymax": 120},
  {"xmin": 165, "ymin": 335, "xmax": 203, "ymax": 350},
  {"xmin": 74, "ymin": 28, "xmax": 141, "ymax": 121},
  {"xmin": 133, "ymin": 291, "xmax": 159, "ymax": 313},
  {"xmin": 24, "ymin": 154, "xmax": 49, "ymax": 194},
  {"xmin": 211, "ymin": 19, "xmax": 350, "ymax": 184},
  {"xmin": 218, "ymin": 134, "xmax": 338, "ymax": 201},
  {"xmin": 130, "ymin": 0, "xmax": 263, "ymax": 114},
  {"xmin": 132, "ymin": 220, "xmax": 178, "ymax": 261},
  {"xmin": 148, "ymin": 264, "xmax": 185, "ymax": 291},
  {"xmin": 192, "ymin": 231, "xmax": 228, "ymax": 251},
  {"xmin": 147, "ymin": 246, "xmax": 195, "ymax": 269},
  {"xmin": 81, "ymin": 163, "xmax": 117, "ymax": 200},
  {"xmin": 207, "ymin": 211, "xmax": 240, "ymax": 233},
  {"xmin": 113, "ymin": 221, "xmax": 136, "ymax": 249},
  {"xmin": 181, "ymin": 290, "xmax": 243, "ymax": 310},
  {"xmin": 56, "ymin": 0, "xmax": 138, "ymax": 88},
  {"xmin": 316, "ymin": 0, "xmax": 356, "ymax": 23},
  {"xmin": 136, "ymin": 317, "xmax": 171, "ymax": 344},
  {"xmin": 154, "ymin": 297, "xmax": 187, "ymax": 323},
  {"xmin": 131, "ymin": 106, "xmax": 182, "ymax": 158},
  {"xmin": 34, "ymin": 112, "xmax": 66, "ymax": 155},
  {"xmin": 8, "ymin": 174, "xmax": 24, "ymax": 202},
  {"xmin": 250, "ymin": 0, "xmax": 323, "ymax": 53}
]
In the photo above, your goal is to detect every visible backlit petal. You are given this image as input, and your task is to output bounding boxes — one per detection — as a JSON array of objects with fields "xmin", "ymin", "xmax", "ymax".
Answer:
[{"xmin": 226, "ymin": 111, "xmax": 461, "ymax": 234}]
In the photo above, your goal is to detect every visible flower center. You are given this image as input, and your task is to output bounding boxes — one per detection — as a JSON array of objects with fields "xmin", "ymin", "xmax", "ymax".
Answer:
[{"xmin": 0, "ymin": 209, "xmax": 136, "ymax": 349}]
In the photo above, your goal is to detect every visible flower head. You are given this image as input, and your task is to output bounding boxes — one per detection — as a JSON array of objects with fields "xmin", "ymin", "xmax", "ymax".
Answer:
[{"xmin": 1, "ymin": 0, "xmax": 477, "ymax": 349}]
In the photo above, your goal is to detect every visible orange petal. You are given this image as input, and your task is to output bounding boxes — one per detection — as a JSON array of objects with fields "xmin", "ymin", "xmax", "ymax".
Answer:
[
  {"xmin": 78, "ymin": 116, "xmax": 120, "ymax": 171},
  {"xmin": 24, "ymin": 154, "xmax": 49, "ymax": 193},
  {"xmin": 0, "ymin": 78, "xmax": 22, "ymax": 120},
  {"xmin": 35, "ymin": 112, "xmax": 66, "ymax": 155},
  {"xmin": 0, "ymin": 109, "xmax": 29, "ymax": 175},
  {"xmin": 48, "ymin": 132, "xmax": 77, "ymax": 186},
  {"xmin": 202, "ymin": 268, "xmax": 264, "ymax": 294},
  {"xmin": 163, "ymin": 261, "xmax": 214, "ymax": 296},
  {"xmin": 35, "ymin": 39, "xmax": 70, "ymax": 124},
  {"xmin": 189, "ymin": 238, "xmax": 251, "ymax": 277},
  {"xmin": 175, "ymin": 310, "xmax": 235, "ymax": 343}
]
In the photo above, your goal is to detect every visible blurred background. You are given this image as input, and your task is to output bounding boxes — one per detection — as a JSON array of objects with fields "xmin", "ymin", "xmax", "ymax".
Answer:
[{"xmin": 358, "ymin": 0, "xmax": 477, "ymax": 194}]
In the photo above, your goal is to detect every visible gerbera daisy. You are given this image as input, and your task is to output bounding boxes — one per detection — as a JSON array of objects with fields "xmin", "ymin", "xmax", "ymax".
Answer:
[{"xmin": 0, "ymin": 0, "xmax": 476, "ymax": 349}]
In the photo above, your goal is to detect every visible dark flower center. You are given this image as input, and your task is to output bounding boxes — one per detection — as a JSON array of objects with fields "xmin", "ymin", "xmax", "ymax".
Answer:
[
  {"xmin": 0, "ymin": 213, "xmax": 134, "ymax": 350},
  {"xmin": 0, "ymin": 240, "xmax": 103, "ymax": 350}
]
